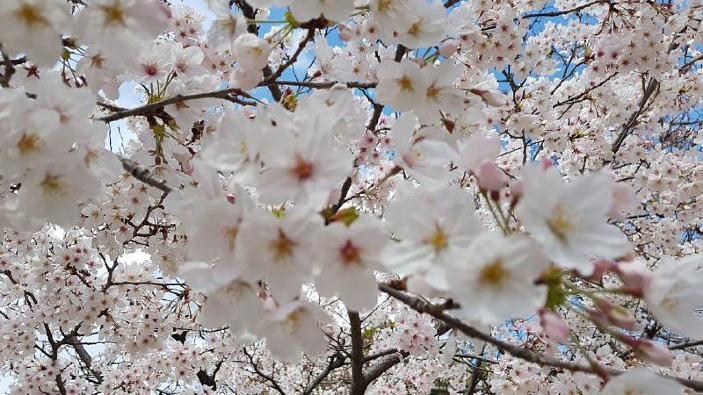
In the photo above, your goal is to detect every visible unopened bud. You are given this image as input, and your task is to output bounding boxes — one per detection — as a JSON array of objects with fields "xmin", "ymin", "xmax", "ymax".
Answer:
[
  {"xmin": 468, "ymin": 88, "xmax": 507, "ymax": 107},
  {"xmin": 477, "ymin": 161, "xmax": 506, "ymax": 193},
  {"xmin": 539, "ymin": 309, "xmax": 569, "ymax": 343},
  {"xmin": 631, "ymin": 339, "xmax": 673, "ymax": 367},
  {"xmin": 339, "ymin": 24, "xmax": 353, "ymax": 41},
  {"xmin": 614, "ymin": 261, "xmax": 653, "ymax": 297},
  {"xmin": 509, "ymin": 181, "xmax": 523, "ymax": 208},
  {"xmin": 442, "ymin": 118, "xmax": 455, "ymax": 134},
  {"xmin": 583, "ymin": 260, "xmax": 614, "ymax": 284},
  {"xmin": 439, "ymin": 39, "xmax": 459, "ymax": 57},
  {"xmin": 593, "ymin": 298, "xmax": 639, "ymax": 331}
]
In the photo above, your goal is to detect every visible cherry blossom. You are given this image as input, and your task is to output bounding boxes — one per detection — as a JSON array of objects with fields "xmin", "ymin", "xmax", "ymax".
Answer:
[{"xmin": 0, "ymin": 0, "xmax": 701, "ymax": 393}]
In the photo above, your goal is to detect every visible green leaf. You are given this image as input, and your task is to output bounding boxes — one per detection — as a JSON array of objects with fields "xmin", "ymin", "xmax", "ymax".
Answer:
[
  {"xmin": 543, "ymin": 267, "xmax": 566, "ymax": 309},
  {"xmin": 337, "ymin": 207, "xmax": 359, "ymax": 226}
]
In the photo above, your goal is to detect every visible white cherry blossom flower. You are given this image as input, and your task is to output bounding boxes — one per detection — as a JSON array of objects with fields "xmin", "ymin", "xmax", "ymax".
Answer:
[
  {"xmin": 180, "ymin": 261, "xmax": 262, "ymax": 334},
  {"xmin": 447, "ymin": 232, "xmax": 549, "ymax": 325},
  {"xmin": 239, "ymin": 208, "xmax": 321, "ymax": 301},
  {"xmin": 315, "ymin": 217, "xmax": 387, "ymax": 311},
  {"xmin": 0, "ymin": 0, "xmax": 70, "ymax": 66},
  {"xmin": 644, "ymin": 255, "xmax": 703, "ymax": 338},
  {"xmin": 184, "ymin": 198, "xmax": 248, "ymax": 282},
  {"xmin": 289, "ymin": 0, "xmax": 355, "ymax": 22},
  {"xmin": 376, "ymin": 59, "xmax": 427, "ymax": 112},
  {"xmin": 394, "ymin": 0, "xmax": 449, "ymax": 49},
  {"xmin": 383, "ymin": 187, "xmax": 482, "ymax": 291},
  {"xmin": 16, "ymin": 159, "xmax": 101, "ymax": 226},
  {"xmin": 262, "ymin": 300, "xmax": 328, "ymax": 362},
  {"xmin": 232, "ymin": 33, "xmax": 271, "ymax": 71},
  {"xmin": 390, "ymin": 112, "xmax": 454, "ymax": 187},
  {"xmin": 516, "ymin": 166, "xmax": 630, "ymax": 274},
  {"xmin": 601, "ymin": 368, "xmax": 684, "ymax": 395},
  {"xmin": 206, "ymin": 0, "xmax": 247, "ymax": 50},
  {"xmin": 257, "ymin": 123, "xmax": 353, "ymax": 208}
]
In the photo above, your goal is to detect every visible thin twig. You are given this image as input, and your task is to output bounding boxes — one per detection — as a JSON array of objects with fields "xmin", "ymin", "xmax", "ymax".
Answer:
[
  {"xmin": 523, "ymin": 0, "xmax": 609, "ymax": 18},
  {"xmin": 98, "ymin": 88, "xmax": 255, "ymax": 123},
  {"xmin": 378, "ymin": 283, "xmax": 703, "ymax": 392},
  {"xmin": 0, "ymin": 43, "xmax": 15, "ymax": 88}
]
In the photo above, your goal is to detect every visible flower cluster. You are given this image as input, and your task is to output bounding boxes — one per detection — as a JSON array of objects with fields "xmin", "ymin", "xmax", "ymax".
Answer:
[{"xmin": 0, "ymin": 0, "xmax": 702, "ymax": 393}]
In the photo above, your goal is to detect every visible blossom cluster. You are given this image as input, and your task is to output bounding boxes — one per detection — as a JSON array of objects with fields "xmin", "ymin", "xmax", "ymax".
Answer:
[{"xmin": 0, "ymin": 0, "xmax": 702, "ymax": 394}]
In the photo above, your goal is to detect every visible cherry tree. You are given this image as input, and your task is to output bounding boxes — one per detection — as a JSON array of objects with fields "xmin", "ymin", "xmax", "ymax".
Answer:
[{"xmin": 1, "ymin": 0, "xmax": 703, "ymax": 393}]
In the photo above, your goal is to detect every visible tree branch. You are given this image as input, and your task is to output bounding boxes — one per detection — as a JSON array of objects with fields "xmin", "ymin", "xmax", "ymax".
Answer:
[
  {"xmin": 0, "ymin": 43, "xmax": 16, "ymax": 88},
  {"xmin": 119, "ymin": 158, "xmax": 173, "ymax": 193},
  {"xmin": 65, "ymin": 334, "xmax": 104, "ymax": 384},
  {"xmin": 348, "ymin": 310, "xmax": 365, "ymax": 395},
  {"xmin": 363, "ymin": 351, "xmax": 409, "ymax": 387},
  {"xmin": 669, "ymin": 339, "xmax": 703, "ymax": 350},
  {"xmin": 611, "ymin": 77, "xmax": 659, "ymax": 154},
  {"xmin": 261, "ymin": 80, "xmax": 376, "ymax": 89},
  {"xmin": 523, "ymin": 0, "xmax": 609, "ymax": 18},
  {"xmin": 302, "ymin": 352, "xmax": 346, "ymax": 394},
  {"xmin": 264, "ymin": 29, "xmax": 315, "ymax": 84},
  {"xmin": 98, "ymin": 88, "xmax": 254, "ymax": 123},
  {"xmin": 378, "ymin": 283, "xmax": 703, "ymax": 392},
  {"xmin": 241, "ymin": 347, "xmax": 286, "ymax": 395}
]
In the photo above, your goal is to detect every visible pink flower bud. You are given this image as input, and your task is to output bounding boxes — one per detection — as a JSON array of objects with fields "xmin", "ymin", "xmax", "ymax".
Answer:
[
  {"xmin": 582, "ymin": 260, "xmax": 614, "ymax": 283},
  {"xmin": 509, "ymin": 181, "xmax": 522, "ymax": 208},
  {"xmin": 614, "ymin": 261, "xmax": 653, "ymax": 297},
  {"xmin": 477, "ymin": 161, "xmax": 506, "ymax": 193},
  {"xmin": 339, "ymin": 24, "xmax": 353, "ymax": 41},
  {"xmin": 173, "ymin": 152, "xmax": 194, "ymax": 175},
  {"xmin": 261, "ymin": 294, "xmax": 277, "ymax": 313},
  {"xmin": 540, "ymin": 157, "xmax": 553, "ymax": 169},
  {"xmin": 632, "ymin": 339, "xmax": 673, "ymax": 367},
  {"xmin": 468, "ymin": 88, "xmax": 507, "ymax": 107},
  {"xmin": 226, "ymin": 193, "xmax": 236, "ymax": 204},
  {"xmin": 439, "ymin": 39, "xmax": 459, "ymax": 57},
  {"xmin": 539, "ymin": 309, "xmax": 569, "ymax": 343},
  {"xmin": 608, "ymin": 183, "xmax": 638, "ymax": 219},
  {"xmin": 593, "ymin": 298, "xmax": 640, "ymax": 331}
]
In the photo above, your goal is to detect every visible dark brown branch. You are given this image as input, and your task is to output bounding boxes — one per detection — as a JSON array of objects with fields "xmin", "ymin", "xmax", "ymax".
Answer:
[
  {"xmin": 611, "ymin": 77, "xmax": 659, "ymax": 154},
  {"xmin": 197, "ymin": 359, "xmax": 224, "ymax": 390},
  {"xmin": 0, "ymin": 56, "xmax": 26, "ymax": 67},
  {"xmin": 363, "ymin": 348, "xmax": 399, "ymax": 363},
  {"xmin": 325, "ymin": 176, "xmax": 353, "ymax": 224},
  {"xmin": 0, "ymin": 43, "xmax": 15, "ymax": 88},
  {"xmin": 523, "ymin": 0, "xmax": 609, "ymax": 18},
  {"xmin": 65, "ymin": 335, "xmax": 104, "ymax": 384},
  {"xmin": 670, "ymin": 339, "xmax": 703, "ymax": 350},
  {"xmin": 348, "ymin": 311, "xmax": 365, "ymax": 395},
  {"xmin": 262, "ymin": 80, "xmax": 376, "ymax": 89},
  {"xmin": 302, "ymin": 352, "xmax": 346, "ymax": 394},
  {"xmin": 363, "ymin": 351, "xmax": 409, "ymax": 387},
  {"xmin": 242, "ymin": 347, "xmax": 286, "ymax": 395},
  {"xmin": 680, "ymin": 54, "xmax": 703, "ymax": 73},
  {"xmin": 264, "ymin": 28, "xmax": 315, "ymax": 84},
  {"xmin": 98, "ymin": 88, "xmax": 254, "ymax": 123},
  {"xmin": 553, "ymin": 72, "xmax": 618, "ymax": 108},
  {"xmin": 378, "ymin": 283, "xmax": 703, "ymax": 392},
  {"xmin": 119, "ymin": 158, "xmax": 172, "ymax": 193}
]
